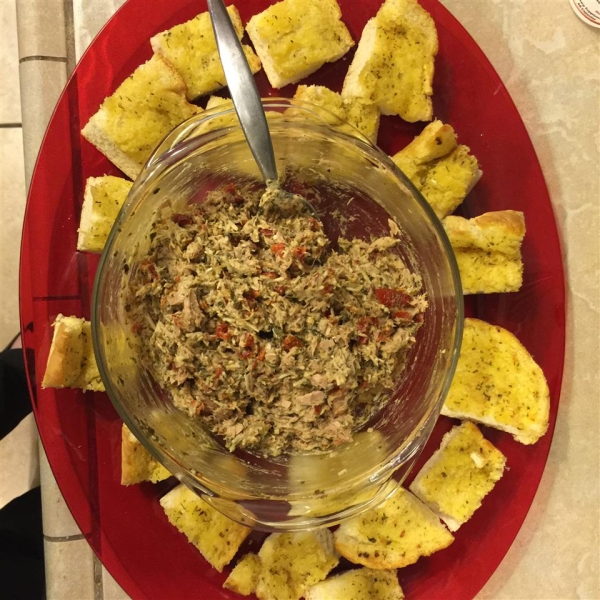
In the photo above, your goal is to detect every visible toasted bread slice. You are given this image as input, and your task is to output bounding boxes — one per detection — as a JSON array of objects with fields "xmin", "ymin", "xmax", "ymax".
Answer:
[
  {"xmin": 441, "ymin": 318, "xmax": 550, "ymax": 444},
  {"xmin": 81, "ymin": 55, "xmax": 200, "ymax": 179},
  {"xmin": 42, "ymin": 315, "xmax": 104, "ymax": 392},
  {"xmin": 409, "ymin": 422, "xmax": 506, "ymax": 531},
  {"xmin": 42, "ymin": 315, "xmax": 86, "ymax": 389},
  {"xmin": 293, "ymin": 85, "xmax": 380, "ymax": 143},
  {"xmin": 392, "ymin": 120, "xmax": 481, "ymax": 218},
  {"xmin": 223, "ymin": 553, "xmax": 262, "ymax": 596},
  {"xmin": 151, "ymin": 6, "xmax": 261, "ymax": 100},
  {"xmin": 306, "ymin": 568, "xmax": 404, "ymax": 600},
  {"xmin": 120, "ymin": 423, "xmax": 171, "ymax": 485},
  {"xmin": 206, "ymin": 96, "xmax": 232, "ymax": 110},
  {"xmin": 246, "ymin": 0, "xmax": 354, "ymax": 89},
  {"xmin": 160, "ymin": 484, "xmax": 251, "ymax": 572},
  {"xmin": 334, "ymin": 486, "xmax": 454, "ymax": 569},
  {"xmin": 398, "ymin": 120, "xmax": 457, "ymax": 163},
  {"xmin": 77, "ymin": 176, "xmax": 132, "ymax": 253},
  {"xmin": 342, "ymin": 0, "xmax": 438, "ymax": 121},
  {"xmin": 198, "ymin": 96, "xmax": 238, "ymax": 133},
  {"xmin": 444, "ymin": 211, "xmax": 525, "ymax": 293},
  {"xmin": 256, "ymin": 530, "xmax": 339, "ymax": 600}
]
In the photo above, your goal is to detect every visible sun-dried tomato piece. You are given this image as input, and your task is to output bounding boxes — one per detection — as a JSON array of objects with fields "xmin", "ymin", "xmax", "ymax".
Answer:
[
  {"xmin": 260, "ymin": 228, "xmax": 274, "ymax": 237},
  {"xmin": 215, "ymin": 322, "xmax": 231, "ymax": 341},
  {"xmin": 392, "ymin": 310, "xmax": 412, "ymax": 320},
  {"xmin": 292, "ymin": 246, "xmax": 306, "ymax": 260},
  {"xmin": 374, "ymin": 288, "xmax": 413, "ymax": 308},
  {"xmin": 270, "ymin": 243, "xmax": 286, "ymax": 257},
  {"xmin": 282, "ymin": 335, "xmax": 303, "ymax": 351},
  {"xmin": 357, "ymin": 316, "xmax": 378, "ymax": 333}
]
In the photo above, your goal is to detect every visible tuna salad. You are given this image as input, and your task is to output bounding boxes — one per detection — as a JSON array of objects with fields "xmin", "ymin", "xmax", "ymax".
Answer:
[{"xmin": 127, "ymin": 183, "xmax": 426, "ymax": 456}]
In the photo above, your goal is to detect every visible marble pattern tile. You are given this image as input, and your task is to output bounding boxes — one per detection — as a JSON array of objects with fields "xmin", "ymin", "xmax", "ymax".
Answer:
[
  {"xmin": 15, "ymin": 0, "xmax": 67, "ymax": 60},
  {"xmin": 0, "ymin": 0, "xmax": 22, "ymax": 123},
  {"xmin": 101, "ymin": 564, "xmax": 131, "ymax": 600},
  {"xmin": 72, "ymin": 0, "xmax": 127, "ymax": 62},
  {"xmin": 44, "ymin": 538, "xmax": 95, "ymax": 600},
  {"xmin": 18, "ymin": 60, "xmax": 67, "ymax": 186},
  {"xmin": 438, "ymin": 1, "xmax": 600, "ymax": 599},
  {"xmin": 39, "ymin": 447, "xmax": 83, "ymax": 539},
  {"xmin": 0, "ymin": 127, "xmax": 26, "ymax": 348}
]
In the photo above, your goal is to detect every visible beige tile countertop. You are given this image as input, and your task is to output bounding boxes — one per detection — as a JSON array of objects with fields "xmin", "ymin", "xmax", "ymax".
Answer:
[{"xmin": 10, "ymin": 0, "xmax": 599, "ymax": 598}]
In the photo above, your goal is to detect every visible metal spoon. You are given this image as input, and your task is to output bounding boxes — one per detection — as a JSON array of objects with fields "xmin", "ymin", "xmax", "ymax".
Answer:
[{"xmin": 207, "ymin": 0, "xmax": 313, "ymax": 216}]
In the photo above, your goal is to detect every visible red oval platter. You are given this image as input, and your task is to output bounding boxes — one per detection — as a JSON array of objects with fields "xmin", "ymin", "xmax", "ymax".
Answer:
[{"xmin": 19, "ymin": 0, "xmax": 566, "ymax": 598}]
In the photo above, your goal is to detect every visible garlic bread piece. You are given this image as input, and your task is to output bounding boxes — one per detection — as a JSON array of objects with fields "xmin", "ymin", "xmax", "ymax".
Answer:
[
  {"xmin": 223, "ymin": 553, "xmax": 262, "ymax": 596},
  {"xmin": 160, "ymin": 484, "xmax": 251, "ymax": 572},
  {"xmin": 306, "ymin": 568, "xmax": 404, "ymax": 600},
  {"xmin": 42, "ymin": 315, "xmax": 86, "ymax": 389},
  {"xmin": 247, "ymin": 0, "xmax": 354, "ymax": 89},
  {"xmin": 409, "ymin": 422, "xmax": 506, "ymax": 531},
  {"xmin": 444, "ymin": 211, "xmax": 525, "ymax": 293},
  {"xmin": 334, "ymin": 486, "xmax": 453, "ymax": 569},
  {"xmin": 82, "ymin": 55, "xmax": 200, "ymax": 179},
  {"xmin": 121, "ymin": 423, "xmax": 171, "ymax": 485},
  {"xmin": 256, "ymin": 530, "xmax": 339, "ymax": 600},
  {"xmin": 42, "ymin": 315, "xmax": 104, "ymax": 392},
  {"xmin": 77, "ymin": 176, "xmax": 132, "ymax": 253},
  {"xmin": 442, "ymin": 318, "xmax": 550, "ymax": 444},
  {"xmin": 293, "ymin": 85, "xmax": 380, "ymax": 143},
  {"xmin": 151, "ymin": 6, "xmax": 261, "ymax": 100},
  {"xmin": 342, "ymin": 0, "xmax": 438, "ymax": 121},
  {"xmin": 392, "ymin": 120, "xmax": 481, "ymax": 218}
]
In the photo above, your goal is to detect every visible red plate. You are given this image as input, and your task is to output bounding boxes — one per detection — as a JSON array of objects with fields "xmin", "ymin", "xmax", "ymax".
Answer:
[{"xmin": 19, "ymin": 0, "xmax": 565, "ymax": 598}]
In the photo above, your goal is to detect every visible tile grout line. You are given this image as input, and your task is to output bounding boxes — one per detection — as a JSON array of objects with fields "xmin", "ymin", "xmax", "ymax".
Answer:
[
  {"xmin": 63, "ymin": 0, "xmax": 77, "ymax": 75},
  {"xmin": 19, "ymin": 55, "xmax": 68, "ymax": 64},
  {"xmin": 93, "ymin": 555, "xmax": 104, "ymax": 600},
  {"xmin": 44, "ymin": 533, "xmax": 86, "ymax": 543}
]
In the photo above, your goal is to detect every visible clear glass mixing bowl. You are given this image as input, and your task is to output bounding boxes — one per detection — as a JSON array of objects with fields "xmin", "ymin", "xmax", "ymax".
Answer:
[{"xmin": 92, "ymin": 99, "xmax": 463, "ymax": 531}]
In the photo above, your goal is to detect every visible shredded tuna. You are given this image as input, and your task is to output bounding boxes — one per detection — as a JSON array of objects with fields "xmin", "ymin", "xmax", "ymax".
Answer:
[{"xmin": 127, "ymin": 183, "xmax": 426, "ymax": 456}]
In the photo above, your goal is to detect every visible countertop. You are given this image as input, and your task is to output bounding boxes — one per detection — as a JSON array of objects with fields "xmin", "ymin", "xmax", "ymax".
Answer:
[{"xmin": 13, "ymin": 0, "xmax": 599, "ymax": 598}]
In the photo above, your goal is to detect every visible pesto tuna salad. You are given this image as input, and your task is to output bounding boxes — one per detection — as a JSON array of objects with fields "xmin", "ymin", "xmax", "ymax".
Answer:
[{"xmin": 127, "ymin": 184, "xmax": 426, "ymax": 456}]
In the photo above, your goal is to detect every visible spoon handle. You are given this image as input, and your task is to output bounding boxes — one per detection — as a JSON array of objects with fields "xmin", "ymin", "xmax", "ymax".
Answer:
[{"xmin": 207, "ymin": 0, "xmax": 278, "ymax": 181}]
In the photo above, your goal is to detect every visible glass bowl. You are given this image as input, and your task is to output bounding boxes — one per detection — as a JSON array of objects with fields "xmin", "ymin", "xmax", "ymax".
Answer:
[{"xmin": 92, "ymin": 98, "xmax": 463, "ymax": 531}]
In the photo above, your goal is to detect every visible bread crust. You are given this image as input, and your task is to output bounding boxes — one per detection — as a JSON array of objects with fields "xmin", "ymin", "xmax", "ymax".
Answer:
[
  {"xmin": 120, "ymin": 423, "xmax": 171, "ymax": 485},
  {"xmin": 81, "ymin": 55, "xmax": 199, "ymax": 179},
  {"xmin": 247, "ymin": 0, "xmax": 354, "ymax": 89},
  {"xmin": 441, "ymin": 318, "xmax": 549, "ymax": 444},
  {"xmin": 333, "ymin": 486, "xmax": 453, "ymax": 569},
  {"xmin": 444, "ymin": 211, "xmax": 525, "ymax": 293},
  {"xmin": 409, "ymin": 422, "xmax": 506, "ymax": 531},
  {"xmin": 342, "ymin": 0, "xmax": 438, "ymax": 121},
  {"xmin": 151, "ymin": 5, "xmax": 261, "ymax": 100},
  {"xmin": 42, "ymin": 315, "xmax": 86, "ymax": 388}
]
